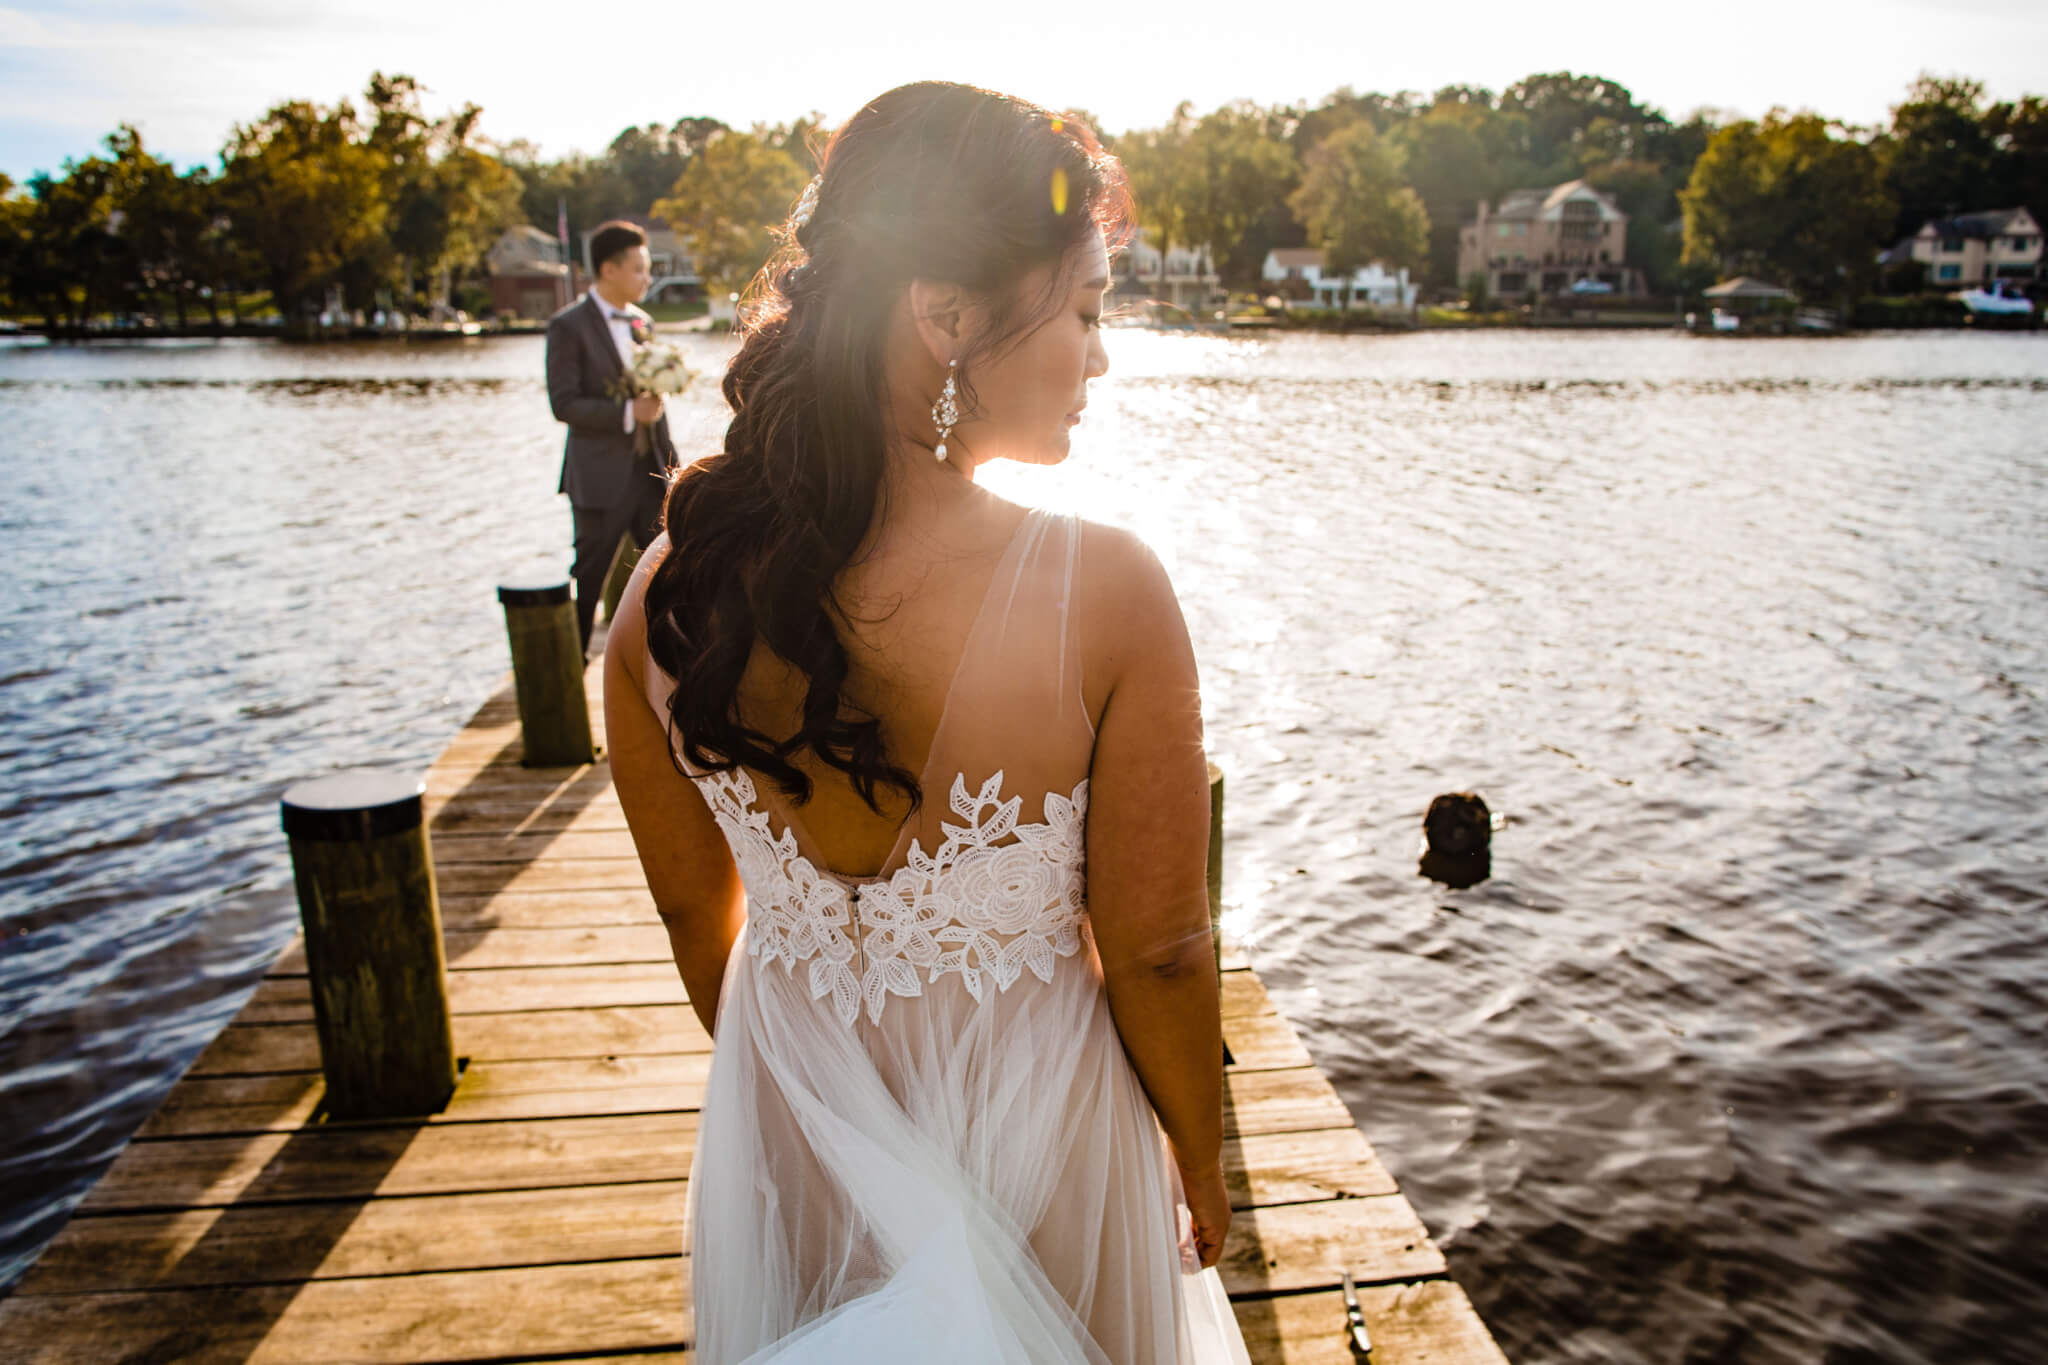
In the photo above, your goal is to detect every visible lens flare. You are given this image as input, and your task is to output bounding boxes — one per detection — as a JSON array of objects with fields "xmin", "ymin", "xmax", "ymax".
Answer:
[{"xmin": 1050, "ymin": 167, "xmax": 1070, "ymax": 216}]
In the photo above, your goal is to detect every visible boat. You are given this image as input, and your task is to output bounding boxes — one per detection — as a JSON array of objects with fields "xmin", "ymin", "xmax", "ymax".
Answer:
[
  {"xmin": 1959, "ymin": 281, "xmax": 2035, "ymax": 317},
  {"xmin": 1711, "ymin": 308, "xmax": 1742, "ymax": 333}
]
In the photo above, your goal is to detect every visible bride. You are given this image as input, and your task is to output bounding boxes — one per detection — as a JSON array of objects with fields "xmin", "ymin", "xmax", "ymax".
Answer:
[{"xmin": 602, "ymin": 81, "xmax": 1248, "ymax": 1363}]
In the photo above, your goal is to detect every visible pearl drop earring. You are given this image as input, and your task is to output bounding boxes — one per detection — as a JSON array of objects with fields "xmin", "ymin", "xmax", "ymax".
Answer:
[{"xmin": 932, "ymin": 358, "xmax": 958, "ymax": 461}]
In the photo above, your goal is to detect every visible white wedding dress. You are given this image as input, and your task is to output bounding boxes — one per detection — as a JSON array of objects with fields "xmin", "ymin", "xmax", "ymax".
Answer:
[{"xmin": 637, "ymin": 507, "xmax": 1252, "ymax": 1364}]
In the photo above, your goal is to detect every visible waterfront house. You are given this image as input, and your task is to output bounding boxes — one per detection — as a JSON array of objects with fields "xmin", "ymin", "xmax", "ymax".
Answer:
[
  {"xmin": 485, "ymin": 226, "xmax": 572, "ymax": 319},
  {"xmin": 1116, "ymin": 229, "xmax": 1225, "ymax": 310},
  {"xmin": 1899, "ymin": 208, "xmax": 2042, "ymax": 287},
  {"xmin": 1458, "ymin": 180, "xmax": 1643, "ymax": 299},
  {"xmin": 576, "ymin": 217, "xmax": 702, "ymax": 301},
  {"xmin": 1259, "ymin": 247, "xmax": 1417, "ymax": 310},
  {"xmin": 487, "ymin": 225, "xmax": 565, "ymax": 274}
]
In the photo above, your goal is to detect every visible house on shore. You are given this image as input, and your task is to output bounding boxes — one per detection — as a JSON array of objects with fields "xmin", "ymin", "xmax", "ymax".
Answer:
[
  {"xmin": 1458, "ymin": 180, "xmax": 1643, "ymax": 299},
  {"xmin": 1116, "ymin": 230, "xmax": 1225, "ymax": 310},
  {"xmin": 1881, "ymin": 208, "xmax": 2042, "ymax": 288},
  {"xmin": 485, "ymin": 226, "xmax": 572, "ymax": 319},
  {"xmin": 576, "ymin": 216, "xmax": 702, "ymax": 301},
  {"xmin": 1260, "ymin": 247, "xmax": 1416, "ymax": 310}
]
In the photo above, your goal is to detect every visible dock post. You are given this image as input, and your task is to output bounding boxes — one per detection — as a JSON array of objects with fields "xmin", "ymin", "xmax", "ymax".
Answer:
[
  {"xmin": 280, "ymin": 770, "xmax": 457, "ymax": 1119},
  {"xmin": 498, "ymin": 582, "xmax": 598, "ymax": 766},
  {"xmin": 1207, "ymin": 761, "xmax": 1224, "ymax": 973},
  {"xmin": 600, "ymin": 532, "xmax": 643, "ymax": 624}
]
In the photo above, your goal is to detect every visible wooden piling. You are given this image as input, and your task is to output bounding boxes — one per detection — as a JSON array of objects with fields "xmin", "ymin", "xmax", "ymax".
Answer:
[
  {"xmin": 1, "ymin": 625, "xmax": 1510, "ymax": 1365},
  {"xmin": 498, "ymin": 582, "xmax": 597, "ymax": 767},
  {"xmin": 279, "ymin": 770, "xmax": 456, "ymax": 1119}
]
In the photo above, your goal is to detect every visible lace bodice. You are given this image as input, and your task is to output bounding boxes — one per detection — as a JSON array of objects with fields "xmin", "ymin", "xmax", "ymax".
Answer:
[{"xmin": 698, "ymin": 766, "xmax": 1091, "ymax": 1025}]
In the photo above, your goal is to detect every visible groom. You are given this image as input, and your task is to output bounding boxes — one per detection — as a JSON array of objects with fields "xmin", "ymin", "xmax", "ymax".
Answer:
[{"xmin": 547, "ymin": 219, "xmax": 680, "ymax": 656}]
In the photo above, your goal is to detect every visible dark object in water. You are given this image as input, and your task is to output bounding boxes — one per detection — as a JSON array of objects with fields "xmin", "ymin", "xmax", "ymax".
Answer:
[
  {"xmin": 1420, "ymin": 792, "xmax": 1492, "ymax": 888},
  {"xmin": 1424, "ymin": 792, "xmax": 1491, "ymax": 856}
]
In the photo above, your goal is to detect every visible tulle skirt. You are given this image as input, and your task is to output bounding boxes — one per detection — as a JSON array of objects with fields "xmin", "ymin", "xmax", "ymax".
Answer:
[{"xmin": 686, "ymin": 924, "xmax": 1250, "ymax": 1364}]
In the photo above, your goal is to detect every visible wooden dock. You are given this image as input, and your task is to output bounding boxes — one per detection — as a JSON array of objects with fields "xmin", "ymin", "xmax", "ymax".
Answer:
[{"xmin": 0, "ymin": 638, "xmax": 1508, "ymax": 1364}]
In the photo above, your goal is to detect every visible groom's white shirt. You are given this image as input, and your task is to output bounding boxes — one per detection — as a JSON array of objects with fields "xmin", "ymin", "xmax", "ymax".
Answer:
[{"xmin": 588, "ymin": 289, "xmax": 639, "ymax": 434}]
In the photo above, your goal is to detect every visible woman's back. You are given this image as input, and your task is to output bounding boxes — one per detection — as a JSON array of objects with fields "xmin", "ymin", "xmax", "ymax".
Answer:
[
  {"xmin": 725, "ymin": 490, "xmax": 1100, "ymax": 882},
  {"xmin": 627, "ymin": 503, "xmax": 1245, "ymax": 1362}
]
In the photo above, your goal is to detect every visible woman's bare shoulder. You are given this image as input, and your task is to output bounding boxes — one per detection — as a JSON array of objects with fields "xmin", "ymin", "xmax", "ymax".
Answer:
[
  {"xmin": 1067, "ymin": 515, "xmax": 1189, "ymax": 690},
  {"xmin": 1070, "ymin": 515, "xmax": 1177, "ymax": 611},
  {"xmin": 605, "ymin": 532, "xmax": 673, "ymax": 694}
]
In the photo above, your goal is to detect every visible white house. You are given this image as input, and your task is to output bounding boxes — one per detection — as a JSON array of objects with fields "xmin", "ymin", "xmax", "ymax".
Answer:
[
  {"xmin": 1261, "ymin": 247, "xmax": 1416, "ymax": 310},
  {"xmin": 1117, "ymin": 229, "xmax": 1225, "ymax": 310},
  {"xmin": 1904, "ymin": 207, "xmax": 2042, "ymax": 286}
]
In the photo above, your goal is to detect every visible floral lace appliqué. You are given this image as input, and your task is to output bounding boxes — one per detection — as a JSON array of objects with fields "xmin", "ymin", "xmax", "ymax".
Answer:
[{"xmin": 696, "ymin": 768, "xmax": 1089, "ymax": 1025}]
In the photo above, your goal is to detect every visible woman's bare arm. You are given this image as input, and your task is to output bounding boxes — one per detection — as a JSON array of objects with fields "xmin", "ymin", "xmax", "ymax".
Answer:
[
  {"xmin": 1081, "ymin": 526, "xmax": 1228, "ymax": 1263},
  {"xmin": 603, "ymin": 540, "xmax": 746, "ymax": 1035}
]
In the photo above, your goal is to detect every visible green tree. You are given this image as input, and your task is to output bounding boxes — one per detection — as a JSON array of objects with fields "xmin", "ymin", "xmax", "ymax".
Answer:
[
  {"xmin": 9, "ymin": 151, "xmax": 129, "ymax": 329},
  {"xmin": 608, "ymin": 124, "xmax": 689, "ymax": 214},
  {"xmin": 1880, "ymin": 73, "xmax": 2000, "ymax": 240},
  {"xmin": 426, "ymin": 108, "xmax": 524, "ymax": 297},
  {"xmin": 1987, "ymin": 94, "xmax": 2048, "ymax": 227},
  {"xmin": 1181, "ymin": 103, "xmax": 1299, "ymax": 288},
  {"xmin": 505, "ymin": 144, "xmax": 634, "ymax": 254},
  {"xmin": 651, "ymin": 126, "xmax": 808, "ymax": 289},
  {"xmin": 1680, "ymin": 111, "xmax": 1894, "ymax": 301},
  {"xmin": 1117, "ymin": 105, "xmax": 1197, "ymax": 288},
  {"xmin": 0, "ymin": 174, "xmax": 32, "ymax": 317},
  {"xmin": 1499, "ymin": 71, "xmax": 1668, "ymax": 182},
  {"xmin": 1288, "ymin": 86, "xmax": 1422, "ymax": 163},
  {"xmin": 1288, "ymin": 121, "xmax": 1429, "ymax": 307},
  {"xmin": 219, "ymin": 96, "xmax": 390, "ymax": 323},
  {"xmin": 104, "ymin": 125, "xmax": 218, "ymax": 325},
  {"xmin": 363, "ymin": 74, "xmax": 521, "ymax": 312},
  {"xmin": 1396, "ymin": 104, "xmax": 1499, "ymax": 286}
]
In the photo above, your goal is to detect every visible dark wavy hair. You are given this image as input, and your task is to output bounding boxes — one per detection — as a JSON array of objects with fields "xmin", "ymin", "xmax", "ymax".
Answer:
[{"xmin": 643, "ymin": 82, "xmax": 1132, "ymax": 814}]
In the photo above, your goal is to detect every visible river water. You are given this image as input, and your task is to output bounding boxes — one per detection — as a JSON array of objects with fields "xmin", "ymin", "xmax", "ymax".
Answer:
[{"xmin": 2, "ymin": 329, "xmax": 2043, "ymax": 1364}]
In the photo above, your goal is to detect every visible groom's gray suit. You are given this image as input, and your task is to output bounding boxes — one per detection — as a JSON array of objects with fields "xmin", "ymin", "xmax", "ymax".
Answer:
[{"xmin": 546, "ymin": 292, "xmax": 679, "ymax": 653}]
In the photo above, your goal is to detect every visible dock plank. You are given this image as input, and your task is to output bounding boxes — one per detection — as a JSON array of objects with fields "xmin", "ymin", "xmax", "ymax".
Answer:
[
  {"xmin": 1, "ymin": 1258, "xmax": 689, "ymax": 1364},
  {"xmin": 189, "ymin": 1005, "xmax": 711, "ymax": 1075},
  {"xmin": 78, "ymin": 1112, "xmax": 701, "ymax": 1215},
  {"xmin": 30, "ymin": 1182, "xmax": 688, "ymax": 1292},
  {"xmin": 1220, "ymin": 1196, "xmax": 1445, "ymax": 1293},
  {"xmin": 135, "ymin": 1052, "xmax": 716, "ymax": 1138},
  {"xmin": 133, "ymin": 1053, "xmax": 1345, "ymax": 1143},
  {"xmin": 1233, "ymin": 1281, "xmax": 1510, "ymax": 1365},
  {"xmin": 189, "ymin": 1003, "xmax": 1297, "ymax": 1079}
]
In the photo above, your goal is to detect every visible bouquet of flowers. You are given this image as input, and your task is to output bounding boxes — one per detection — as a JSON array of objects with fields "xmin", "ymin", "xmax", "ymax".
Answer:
[{"xmin": 610, "ymin": 335, "xmax": 696, "ymax": 456}]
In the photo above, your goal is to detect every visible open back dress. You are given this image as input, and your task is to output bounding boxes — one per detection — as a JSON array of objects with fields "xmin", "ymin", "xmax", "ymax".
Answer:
[{"xmin": 637, "ymin": 506, "xmax": 1251, "ymax": 1364}]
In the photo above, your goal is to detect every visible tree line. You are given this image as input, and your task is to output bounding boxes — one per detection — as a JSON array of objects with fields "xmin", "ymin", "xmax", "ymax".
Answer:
[
  {"xmin": 3, "ymin": 69, "xmax": 2043, "ymax": 329},
  {"xmin": 1116, "ymin": 72, "xmax": 2046, "ymax": 305},
  {"xmin": 0, "ymin": 75, "xmax": 527, "ymax": 331}
]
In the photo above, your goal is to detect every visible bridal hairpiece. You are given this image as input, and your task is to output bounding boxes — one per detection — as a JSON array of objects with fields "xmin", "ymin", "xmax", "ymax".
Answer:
[{"xmin": 791, "ymin": 175, "xmax": 823, "ymax": 231}]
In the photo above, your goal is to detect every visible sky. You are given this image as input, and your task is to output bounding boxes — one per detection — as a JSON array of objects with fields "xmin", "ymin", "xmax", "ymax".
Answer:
[{"xmin": 4, "ymin": 0, "xmax": 2047, "ymax": 180}]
